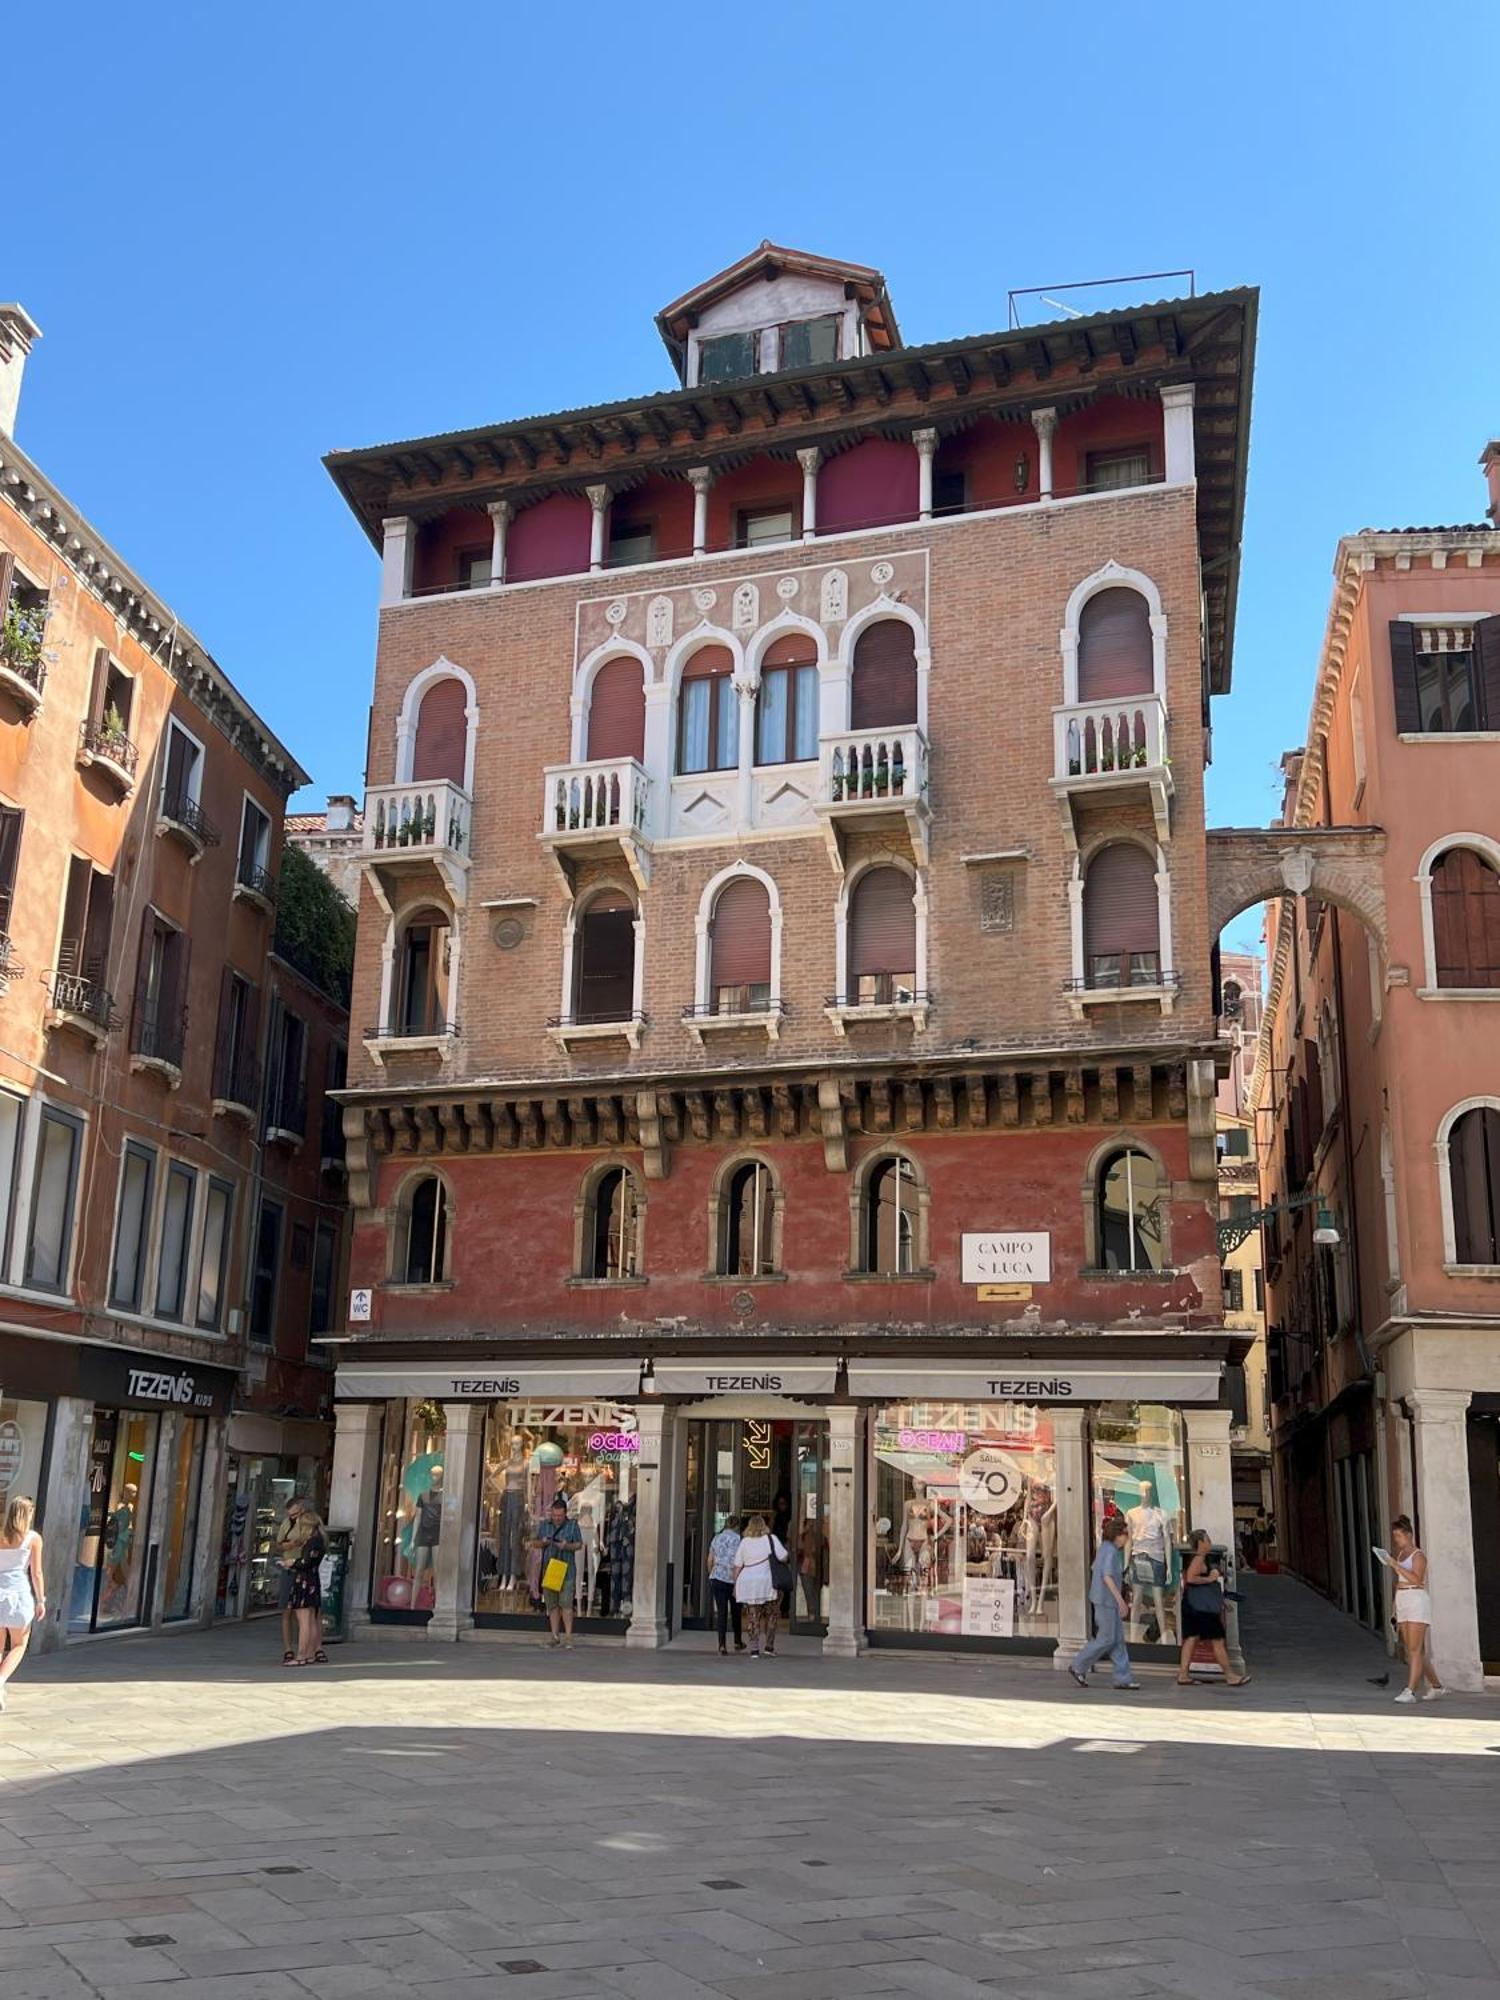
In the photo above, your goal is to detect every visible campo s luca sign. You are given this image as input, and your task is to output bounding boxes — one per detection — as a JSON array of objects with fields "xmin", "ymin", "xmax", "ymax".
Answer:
[{"xmin": 961, "ymin": 1233, "xmax": 1051, "ymax": 1286}]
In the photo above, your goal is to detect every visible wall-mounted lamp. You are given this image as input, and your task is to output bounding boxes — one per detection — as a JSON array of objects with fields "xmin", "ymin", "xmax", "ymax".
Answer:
[
  {"xmin": 1014, "ymin": 454, "xmax": 1029, "ymax": 493},
  {"xmin": 1313, "ymin": 1203, "xmax": 1341, "ymax": 1247}
]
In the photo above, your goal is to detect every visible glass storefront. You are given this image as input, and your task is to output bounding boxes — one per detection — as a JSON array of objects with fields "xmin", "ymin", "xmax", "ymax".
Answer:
[
  {"xmin": 373, "ymin": 1400, "xmax": 448, "ymax": 1614},
  {"xmin": 1089, "ymin": 1402, "xmax": 1187, "ymax": 1648},
  {"xmin": 70, "ymin": 1407, "xmax": 158, "ymax": 1633},
  {"xmin": 870, "ymin": 1402, "xmax": 1058, "ymax": 1643},
  {"xmin": 477, "ymin": 1403, "xmax": 638, "ymax": 1621},
  {"xmin": 160, "ymin": 1418, "xmax": 207, "ymax": 1621},
  {"xmin": 680, "ymin": 1418, "xmax": 827, "ymax": 1633},
  {"xmin": 0, "ymin": 1394, "xmax": 50, "ymax": 1517}
]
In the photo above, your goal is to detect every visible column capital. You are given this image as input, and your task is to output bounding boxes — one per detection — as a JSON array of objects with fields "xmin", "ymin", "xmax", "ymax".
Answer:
[
  {"xmin": 486, "ymin": 497, "xmax": 514, "ymax": 524},
  {"xmin": 440, "ymin": 1399, "xmax": 486, "ymax": 1438},
  {"xmin": 585, "ymin": 483, "xmax": 611, "ymax": 512},
  {"xmin": 1030, "ymin": 405, "xmax": 1058, "ymax": 438},
  {"xmin": 1159, "ymin": 381, "xmax": 1196, "ymax": 411},
  {"xmin": 1183, "ymin": 1405, "xmax": 1234, "ymax": 1443},
  {"xmin": 381, "ymin": 513, "xmax": 414, "ymax": 534},
  {"xmin": 796, "ymin": 446, "xmax": 822, "ymax": 475},
  {"xmin": 686, "ymin": 464, "xmax": 714, "ymax": 494},
  {"xmin": 911, "ymin": 426, "xmax": 939, "ymax": 454},
  {"xmin": 1406, "ymin": 1387, "xmax": 1473, "ymax": 1422},
  {"xmin": 1049, "ymin": 1406, "xmax": 1086, "ymax": 1441}
]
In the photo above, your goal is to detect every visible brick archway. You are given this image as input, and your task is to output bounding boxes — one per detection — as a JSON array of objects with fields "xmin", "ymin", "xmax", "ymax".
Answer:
[{"xmin": 1207, "ymin": 825, "xmax": 1388, "ymax": 952}]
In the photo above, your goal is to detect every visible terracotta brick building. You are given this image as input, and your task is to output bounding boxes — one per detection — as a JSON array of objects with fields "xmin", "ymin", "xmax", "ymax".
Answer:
[
  {"xmin": 324, "ymin": 246, "xmax": 1258, "ymax": 1661},
  {"xmin": 1256, "ymin": 453, "xmax": 1500, "ymax": 1687},
  {"xmin": 0, "ymin": 307, "xmax": 347, "ymax": 1648}
]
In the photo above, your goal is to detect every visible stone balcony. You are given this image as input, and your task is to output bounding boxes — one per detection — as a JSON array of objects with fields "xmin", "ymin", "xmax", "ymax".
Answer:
[
  {"xmin": 539, "ymin": 756, "xmax": 651, "ymax": 893},
  {"xmin": 362, "ymin": 779, "xmax": 472, "ymax": 908},
  {"xmin": 813, "ymin": 725, "xmax": 929, "ymax": 872},
  {"xmin": 1051, "ymin": 693, "xmax": 1172, "ymax": 849}
]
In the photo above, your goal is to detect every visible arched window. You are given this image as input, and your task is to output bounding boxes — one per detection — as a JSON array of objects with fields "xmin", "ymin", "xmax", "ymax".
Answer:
[
  {"xmin": 850, "ymin": 620, "xmax": 917, "ymax": 730},
  {"xmin": 848, "ymin": 866, "xmax": 917, "ymax": 1004},
  {"xmin": 709, "ymin": 875, "xmax": 772, "ymax": 1015},
  {"xmin": 719, "ymin": 1160, "xmax": 776, "ymax": 1277},
  {"xmin": 586, "ymin": 657, "xmax": 646, "ymax": 763},
  {"xmin": 396, "ymin": 907, "xmax": 450, "ymax": 1035},
  {"xmin": 755, "ymin": 633, "xmax": 819, "ymax": 765},
  {"xmin": 677, "ymin": 644, "xmax": 738, "ymax": 774},
  {"xmin": 1083, "ymin": 844, "xmax": 1160, "ymax": 989},
  {"xmin": 573, "ymin": 890, "xmax": 636, "ymax": 1024},
  {"xmin": 412, "ymin": 678, "xmax": 468, "ymax": 786},
  {"xmin": 1098, "ymin": 1149, "xmax": 1166, "ymax": 1273},
  {"xmin": 400, "ymin": 1176, "xmax": 450, "ymax": 1285},
  {"xmin": 1077, "ymin": 588, "xmax": 1153, "ymax": 702},
  {"xmin": 1449, "ymin": 1107, "xmax": 1500, "ymax": 1265},
  {"xmin": 1431, "ymin": 846, "xmax": 1500, "ymax": 988},
  {"xmin": 1221, "ymin": 978, "xmax": 1243, "ymax": 1020},
  {"xmin": 587, "ymin": 1166, "xmax": 641, "ymax": 1280},
  {"xmin": 864, "ymin": 1156, "xmax": 917, "ymax": 1275}
]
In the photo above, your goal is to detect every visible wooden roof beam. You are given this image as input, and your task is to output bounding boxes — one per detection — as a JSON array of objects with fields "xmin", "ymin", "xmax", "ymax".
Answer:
[
  {"xmin": 1113, "ymin": 321, "xmax": 1138, "ymax": 367},
  {"xmin": 904, "ymin": 359, "xmax": 931, "ymax": 402},
  {"xmin": 544, "ymin": 428, "xmax": 572, "ymax": 464},
  {"xmin": 1025, "ymin": 337, "xmax": 1052, "ymax": 382},
  {"xmin": 644, "ymin": 408, "xmax": 674, "ymax": 445},
  {"xmin": 510, "ymin": 433, "xmax": 538, "ymax": 469},
  {"xmin": 985, "ymin": 347, "xmax": 1012, "ymax": 388},
  {"xmin": 753, "ymin": 386, "xmax": 781, "ymax": 428},
  {"xmin": 682, "ymin": 402, "xmax": 707, "ymax": 441},
  {"xmin": 713, "ymin": 395, "xmax": 743, "ymax": 435},
  {"xmin": 944, "ymin": 354, "xmax": 972, "ymax": 395}
]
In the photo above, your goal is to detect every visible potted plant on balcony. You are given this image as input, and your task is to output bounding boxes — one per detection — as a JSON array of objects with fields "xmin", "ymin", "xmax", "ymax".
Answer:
[
  {"xmin": 1, "ymin": 601, "xmax": 46, "ymax": 673},
  {"xmin": 100, "ymin": 701, "xmax": 129, "ymax": 755}
]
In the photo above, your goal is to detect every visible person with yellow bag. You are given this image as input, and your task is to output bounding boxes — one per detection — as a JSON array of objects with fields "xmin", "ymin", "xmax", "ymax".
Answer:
[{"xmin": 534, "ymin": 1493, "xmax": 584, "ymax": 1650}]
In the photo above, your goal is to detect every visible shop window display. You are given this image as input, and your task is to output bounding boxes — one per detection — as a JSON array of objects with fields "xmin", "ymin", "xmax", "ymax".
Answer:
[
  {"xmin": 1089, "ymin": 1402, "xmax": 1187, "ymax": 1646},
  {"xmin": 373, "ymin": 1401, "xmax": 447, "ymax": 1613},
  {"xmin": 0, "ymin": 1396, "xmax": 49, "ymax": 1517},
  {"xmin": 70, "ymin": 1408, "xmax": 158, "ymax": 1633},
  {"xmin": 871, "ymin": 1403, "xmax": 1057, "ymax": 1641},
  {"xmin": 160, "ymin": 1418, "xmax": 206, "ymax": 1620},
  {"xmin": 475, "ymin": 1404, "xmax": 637, "ymax": 1621}
]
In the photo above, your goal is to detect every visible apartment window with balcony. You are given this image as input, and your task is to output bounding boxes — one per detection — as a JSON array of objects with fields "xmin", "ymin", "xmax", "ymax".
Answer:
[
  {"xmin": 847, "ymin": 866, "xmax": 917, "ymax": 1005},
  {"xmin": 236, "ymin": 798, "xmax": 273, "ymax": 903},
  {"xmin": 1085, "ymin": 447, "xmax": 1151, "ymax": 492},
  {"xmin": 737, "ymin": 506, "xmax": 795, "ymax": 550},
  {"xmin": 161, "ymin": 719, "xmax": 204, "ymax": 816},
  {"xmin": 0, "ymin": 554, "xmax": 49, "ymax": 695},
  {"xmin": 1097, "ymin": 1149, "xmax": 1167, "ymax": 1273},
  {"xmin": 1391, "ymin": 619, "xmax": 1500, "ymax": 736},
  {"xmin": 267, "ymin": 1005, "xmax": 308, "ymax": 1138},
  {"xmin": 1082, "ymin": 843, "xmax": 1160, "ymax": 989},
  {"xmin": 586, "ymin": 657, "xmax": 647, "ymax": 762},
  {"xmin": 573, "ymin": 891, "xmax": 636, "ymax": 1024},
  {"xmin": 395, "ymin": 909, "xmax": 450, "ymax": 1035},
  {"xmin": 754, "ymin": 635, "xmax": 819, "ymax": 766},
  {"xmin": 1431, "ymin": 846, "xmax": 1500, "ymax": 988},
  {"xmin": 154, "ymin": 1161, "xmax": 197, "ymax": 1321},
  {"xmin": 133, "ymin": 910, "xmax": 189, "ymax": 1070},
  {"xmin": 57, "ymin": 855, "xmax": 114, "ymax": 1016},
  {"xmin": 248, "ymin": 1198, "xmax": 283, "ymax": 1344},
  {"xmin": 776, "ymin": 315, "xmax": 840, "ymax": 370},
  {"xmin": 677, "ymin": 645, "xmax": 738, "ymax": 774},
  {"xmin": 1077, "ymin": 589, "xmax": 1154, "ymax": 701},
  {"xmin": 195, "ymin": 1177, "xmax": 234, "ymax": 1331},
  {"xmin": 213, "ymin": 970, "xmax": 259, "ymax": 1109},
  {"xmin": 709, "ymin": 875, "xmax": 772, "ymax": 1015},
  {"xmin": 310, "ymin": 1219, "xmax": 338, "ymax": 1333},
  {"xmin": 697, "ymin": 330, "xmax": 757, "ymax": 385},
  {"xmin": 849, "ymin": 620, "xmax": 918, "ymax": 729},
  {"xmin": 0, "ymin": 806, "xmax": 20, "ymax": 963},
  {"xmin": 108, "ymin": 1140, "xmax": 157, "ymax": 1313},
  {"xmin": 82, "ymin": 649, "xmax": 136, "ymax": 773},
  {"xmin": 24, "ymin": 1103, "xmax": 84, "ymax": 1294}
]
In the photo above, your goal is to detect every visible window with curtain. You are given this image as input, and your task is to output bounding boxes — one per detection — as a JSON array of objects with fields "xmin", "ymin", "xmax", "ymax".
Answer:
[
  {"xmin": 1098, "ymin": 1150, "xmax": 1167, "ymax": 1273},
  {"xmin": 1449, "ymin": 1107, "xmax": 1500, "ymax": 1265},
  {"xmin": 755, "ymin": 634, "xmax": 819, "ymax": 765},
  {"xmin": 677, "ymin": 646, "xmax": 738, "ymax": 774},
  {"xmin": 1431, "ymin": 847, "xmax": 1500, "ymax": 988},
  {"xmin": 573, "ymin": 892, "xmax": 636, "ymax": 1023},
  {"xmin": 847, "ymin": 867, "xmax": 917, "ymax": 1004},
  {"xmin": 863, "ymin": 1156, "xmax": 917, "ymax": 1275},
  {"xmin": 720, "ymin": 1161, "xmax": 775, "ymax": 1277},
  {"xmin": 1082, "ymin": 844, "xmax": 1160, "ymax": 988},
  {"xmin": 588, "ymin": 1167, "xmax": 640, "ymax": 1279},
  {"xmin": 709, "ymin": 876, "xmax": 773, "ymax": 1014}
]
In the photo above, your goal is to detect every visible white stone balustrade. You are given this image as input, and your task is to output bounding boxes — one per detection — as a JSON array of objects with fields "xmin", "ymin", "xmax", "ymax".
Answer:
[
  {"xmin": 818, "ymin": 726, "xmax": 928, "ymax": 810},
  {"xmin": 541, "ymin": 757, "xmax": 650, "ymax": 842},
  {"xmin": 364, "ymin": 778, "xmax": 472, "ymax": 860},
  {"xmin": 1054, "ymin": 693, "xmax": 1167, "ymax": 783}
]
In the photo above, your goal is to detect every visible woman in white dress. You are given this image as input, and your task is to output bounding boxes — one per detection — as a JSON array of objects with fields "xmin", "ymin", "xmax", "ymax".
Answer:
[
  {"xmin": 0, "ymin": 1494, "xmax": 45, "ymax": 1708},
  {"xmin": 733, "ymin": 1513, "xmax": 787, "ymax": 1659},
  {"xmin": 1386, "ymin": 1515, "xmax": 1444, "ymax": 1705}
]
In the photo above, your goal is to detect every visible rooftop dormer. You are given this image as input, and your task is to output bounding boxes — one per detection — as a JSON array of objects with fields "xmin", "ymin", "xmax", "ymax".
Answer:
[{"xmin": 656, "ymin": 241, "xmax": 901, "ymax": 390}]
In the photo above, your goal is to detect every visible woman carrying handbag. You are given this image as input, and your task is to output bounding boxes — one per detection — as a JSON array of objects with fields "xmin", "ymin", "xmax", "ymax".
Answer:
[
  {"xmin": 1177, "ymin": 1529, "xmax": 1250, "ymax": 1687},
  {"xmin": 733, "ymin": 1513, "xmax": 789, "ymax": 1658}
]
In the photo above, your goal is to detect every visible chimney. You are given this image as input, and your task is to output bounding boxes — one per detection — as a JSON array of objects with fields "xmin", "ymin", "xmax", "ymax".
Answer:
[
  {"xmin": 325, "ymin": 793, "xmax": 357, "ymax": 832},
  {"xmin": 0, "ymin": 306, "xmax": 42, "ymax": 437},
  {"xmin": 1481, "ymin": 439, "xmax": 1500, "ymax": 529}
]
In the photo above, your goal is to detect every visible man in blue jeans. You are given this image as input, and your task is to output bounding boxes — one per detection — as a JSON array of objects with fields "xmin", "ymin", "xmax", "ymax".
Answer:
[{"xmin": 1069, "ymin": 1514, "xmax": 1140, "ymax": 1690}]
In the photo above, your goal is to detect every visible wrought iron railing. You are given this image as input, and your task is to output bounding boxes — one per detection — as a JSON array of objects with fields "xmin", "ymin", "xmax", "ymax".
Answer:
[
  {"xmin": 134, "ymin": 1001, "xmax": 187, "ymax": 1069},
  {"xmin": 79, "ymin": 719, "xmax": 140, "ymax": 776},
  {"xmin": 235, "ymin": 859, "xmax": 277, "ymax": 905},
  {"xmin": 160, "ymin": 788, "xmax": 223, "ymax": 847},
  {"xmin": 48, "ymin": 969, "xmax": 114, "ymax": 1029}
]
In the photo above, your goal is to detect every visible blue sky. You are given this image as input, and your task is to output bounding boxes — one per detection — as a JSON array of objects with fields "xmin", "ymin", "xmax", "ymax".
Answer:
[{"xmin": 5, "ymin": 7, "xmax": 1495, "ymax": 956}]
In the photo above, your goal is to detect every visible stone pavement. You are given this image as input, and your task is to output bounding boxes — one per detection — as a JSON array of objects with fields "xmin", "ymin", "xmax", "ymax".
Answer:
[{"xmin": 1, "ymin": 1576, "xmax": 1497, "ymax": 1999}]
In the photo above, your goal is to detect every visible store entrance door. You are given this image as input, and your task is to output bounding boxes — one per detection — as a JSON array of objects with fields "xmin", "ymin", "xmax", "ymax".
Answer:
[{"xmin": 681, "ymin": 1417, "xmax": 828, "ymax": 1638}]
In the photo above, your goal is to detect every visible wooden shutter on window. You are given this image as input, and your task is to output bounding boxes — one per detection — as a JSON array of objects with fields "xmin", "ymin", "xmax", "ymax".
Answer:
[
  {"xmin": 1082, "ymin": 845, "xmax": 1159, "ymax": 957},
  {"xmin": 59, "ymin": 857, "xmax": 91, "ymax": 973},
  {"xmin": 586, "ymin": 657, "xmax": 646, "ymax": 761},
  {"xmin": 1450, "ymin": 1107, "xmax": 1500, "ymax": 1264},
  {"xmin": 1476, "ymin": 616, "xmax": 1500, "ymax": 731},
  {"xmin": 0, "ymin": 807, "xmax": 21, "ymax": 931},
  {"xmin": 88, "ymin": 648, "xmax": 110, "ymax": 728},
  {"xmin": 849, "ymin": 867, "xmax": 916, "ymax": 978},
  {"xmin": 412, "ymin": 677, "xmax": 467, "ymax": 785},
  {"xmin": 83, "ymin": 871, "xmax": 113, "ymax": 981},
  {"xmin": 1077, "ymin": 589, "xmax": 1154, "ymax": 701},
  {"xmin": 850, "ymin": 621, "xmax": 917, "ymax": 728},
  {"xmin": 133, "ymin": 908, "xmax": 158, "ymax": 1032},
  {"xmin": 1432, "ymin": 847, "xmax": 1500, "ymax": 988},
  {"xmin": 682, "ymin": 644, "xmax": 732, "ymax": 682},
  {"xmin": 0, "ymin": 553, "xmax": 13, "ymax": 611},
  {"xmin": 710, "ymin": 877, "xmax": 772, "ymax": 986},
  {"xmin": 1304, "ymin": 1038, "xmax": 1325, "ymax": 1142},
  {"xmin": 763, "ymin": 633, "xmax": 818, "ymax": 669},
  {"xmin": 1389, "ymin": 621, "xmax": 1421, "ymax": 734}
]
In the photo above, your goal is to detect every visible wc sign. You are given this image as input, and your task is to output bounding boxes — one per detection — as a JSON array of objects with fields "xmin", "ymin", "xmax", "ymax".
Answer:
[{"xmin": 961, "ymin": 1234, "xmax": 1051, "ymax": 1286}]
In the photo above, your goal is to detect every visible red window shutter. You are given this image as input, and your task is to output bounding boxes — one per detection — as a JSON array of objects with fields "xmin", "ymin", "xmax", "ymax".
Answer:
[
  {"xmin": 1451, "ymin": 1107, "xmax": 1500, "ymax": 1264},
  {"xmin": 850, "ymin": 621, "xmax": 917, "ymax": 728},
  {"xmin": 1083, "ymin": 845, "xmax": 1159, "ymax": 957},
  {"xmin": 762, "ymin": 633, "xmax": 818, "ymax": 669},
  {"xmin": 1477, "ymin": 616, "xmax": 1500, "ymax": 731},
  {"xmin": 586, "ymin": 657, "xmax": 646, "ymax": 762},
  {"xmin": 1077, "ymin": 589, "xmax": 1154, "ymax": 701},
  {"xmin": 849, "ymin": 867, "xmax": 916, "ymax": 978},
  {"xmin": 682, "ymin": 643, "xmax": 733, "ymax": 683},
  {"xmin": 710, "ymin": 876, "xmax": 772, "ymax": 987},
  {"xmin": 1389, "ymin": 622, "xmax": 1421, "ymax": 734},
  {"xmin": 1432, "ymin": 847, "xmax": 1500, "ymax": 988},
  {"xmin": 412, "ymin": 678, "xmax": 467, "ymax": 785}
]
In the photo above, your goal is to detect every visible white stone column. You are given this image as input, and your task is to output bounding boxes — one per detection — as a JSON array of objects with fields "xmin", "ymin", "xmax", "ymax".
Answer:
[
  {"xmin": 626, "ymin": 1401, "xmax": 671, "ymax": 1648},
  {"xmin": 642, "ymin": 682, "xmax": 673, "ymax": 840},
  {"xmin": 1160, "ymin": 382, "xmax": 1197, "ymax": 485},
  {"xmin": 688, "ymin": 467, "xmax": 712, "ymax": 556},
  {"xmin": 797, "ymin": 448, "xmax": 821, "ymax": 542},
  {"xmin": 35, "ymin": 1396, "xmax": 93, "ymax": 1656},
  {"xmin": 329, "ymin": 1400, "xmax": 383, "ymax": 1636},
  {"xmin": 428, "ymin": 1402, "xmax": 483, "ymax": 1641},
  {"xmin": 734, "ymin": 678, "xmax": 756, "ymax": 830},
  {"xmin": 487, "ymin": 499, "xmax": 512, "ymax": 586},
  {"xmin": 1184, "ymin": 1405, "xmax": 1243, "ymax": 1672},
  {"xmin": 1051, "ymin": 1408, "xmax": 1090, "ymax": 1666},
  {"xmin": 913, "ymin": 428, "xmax": 938, "ymax": 522},
  {"xmin": 824, "ymin": 1406, "xmax": 866, "ymax": 1657},
  {"xmin": 1031, "ymin": 408, "xmax": 1057, "ymax": 502},
  {"xmin": 586, "ymin": 485, "xmax": 610, "ymax": 574},
  {"xmin": 190, "ymin": 1415, "xmax": 230, "ymax": 1630},
  {"xmin": 1406, "ymin": 1388, "xmax": 1482, "ymax": 1690},
  {"xmin": 380, "ymin": 516, "xmax": 415, "ymax": 607}
]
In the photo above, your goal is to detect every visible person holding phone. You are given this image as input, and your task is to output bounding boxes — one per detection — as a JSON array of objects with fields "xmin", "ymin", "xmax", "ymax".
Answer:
[
  {"xmin": 1379, "ymin": 1517, "xmax": 1444, "ymax": 1704},
  {"xmin": 534, "ymin": 1494, "xmax": 582, "ymax": 1651}
]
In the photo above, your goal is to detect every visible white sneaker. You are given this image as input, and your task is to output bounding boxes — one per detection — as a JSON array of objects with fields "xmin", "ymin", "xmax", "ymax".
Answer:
[
  {"xmin": 1423, "ymin": 1685, "xmax": 1446, "ymax": 1701},
  {"xmin": 1394, "ymin": 1688, "xmax": 1417, "ymax": 1704}
]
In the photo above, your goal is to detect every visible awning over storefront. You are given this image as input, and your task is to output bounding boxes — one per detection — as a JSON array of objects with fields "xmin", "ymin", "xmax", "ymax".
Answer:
[
  {"xmin": 334, "ymin": 1363, "xmax": 643, "ymax": 1402},
  {"xmin": 651, "ymin": 1357, "xmax": 840, "ymax": 1397},
  {"xmin": 846, "ymin": 1360, "xmax": 1223, "ymax": 1404}
]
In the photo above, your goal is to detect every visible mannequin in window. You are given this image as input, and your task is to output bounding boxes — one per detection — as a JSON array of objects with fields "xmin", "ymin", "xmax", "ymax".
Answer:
[
  {"xmin": 1125, "ymin": 1478, "xmax": 1175, "ymax": 1644},
  {"xmin": 607, "ymin": 1493, "xmax": 636, "ymax": 1612},
  {"xmin": 498, "ymin": 1433, "xmax": 527, "ymax": 1594},
  {"xmin": 409, "ymin": 1464, "xmax": 444, "ymax": 1586}
]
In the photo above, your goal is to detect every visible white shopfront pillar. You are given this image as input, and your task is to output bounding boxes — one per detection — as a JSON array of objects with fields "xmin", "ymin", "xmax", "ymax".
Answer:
[
  {"xmin": 428, "ymin": 1402, "xmax": 484, "ymax": 1642},
  {"xmin": 798, "ymin": 448, "xmax": 821, "ymax": 541},
  {"xmin": 626, "ymin": 1401, "xmax": 671, "ymax": 1649},
  {"xmin": 1407, "ymin": 1388, "xmax": 1482, "ymax": 1690},
  {"xmin": 913, "ymin": 427, "xmax": 938, "ymax": 522},
  {"xmin": 380, "ymin": 515, "xmax": 415, "ymax": 607},
  {"xmin": 688, "ymin": 467, "xmax": 712, "ymax": 555},
  {"xmin": 35, "ymin": 1395, "xmax": 93, "ymax": 1656},
  {"xmin": 1051, "ymin": 1408, "xmax": 1090, "ymax": 1667},
  {"xmin": 824, "ymin": 1405, "xmax": 866, "ymax": 1657},
  {"xmin": 1031, "ymin": 408, "xmax": 1057, "ymax": 501},
  {"xmin": 487, "ymin": 499, "xmax": 512, "ymax": 586},
  {"xmin": 1184, "ymin": 1406, "xmax": 1244, "ymax": 1673},
  {"xmin": 329, "ymin": 1401, "xmax": 383, "ymax": 1636},
  {"xmin": 1160, "ymin": 382, "xmax": 1197, "ymax": 485},
  {"xmin": 586, "ymin": 485, "xmax": 610, "ymax": 574}
]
